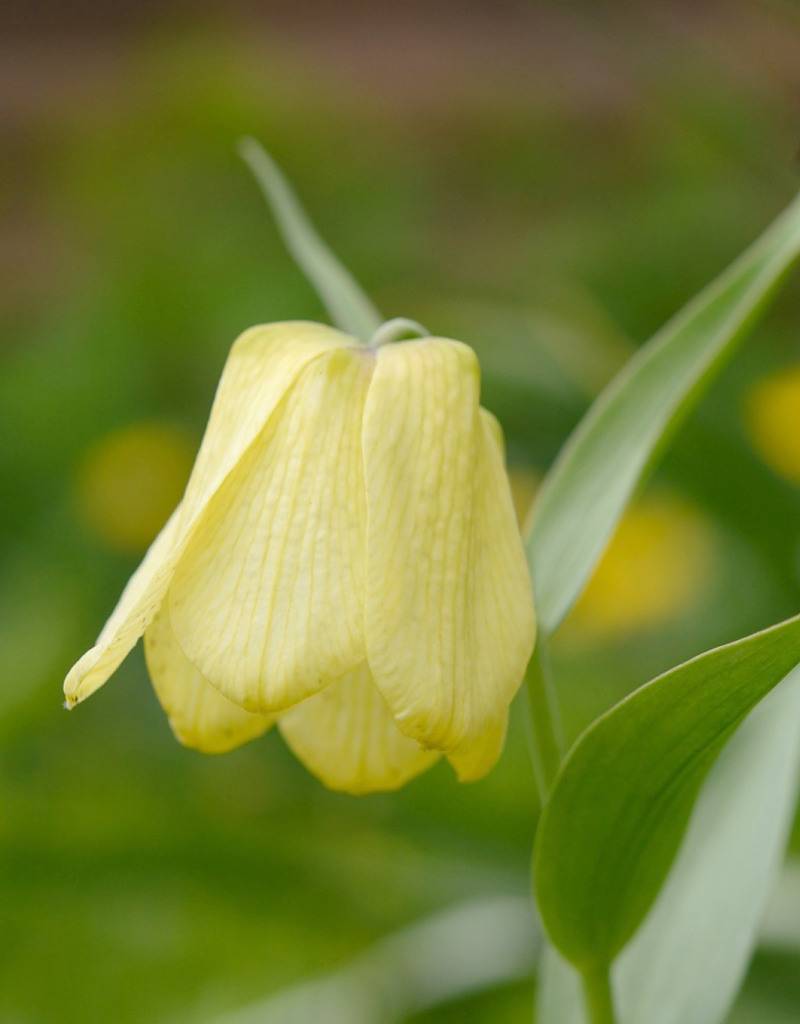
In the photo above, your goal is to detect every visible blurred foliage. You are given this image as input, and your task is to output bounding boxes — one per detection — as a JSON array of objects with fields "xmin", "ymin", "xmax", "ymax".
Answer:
[{"xmin": 3, "ymin": 8, "xmax": 800, "ymax": 1023}]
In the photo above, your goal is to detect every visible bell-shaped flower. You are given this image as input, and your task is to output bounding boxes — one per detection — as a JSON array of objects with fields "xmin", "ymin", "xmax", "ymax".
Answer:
[{"xmin": 64, "ymin": 323, "xmax": 536, "ymax": 793}]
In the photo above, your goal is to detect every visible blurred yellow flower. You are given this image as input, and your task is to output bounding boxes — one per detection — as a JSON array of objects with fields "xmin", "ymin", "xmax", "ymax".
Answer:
[
  {"xmin": 75, "ymin": 421, "xmax": 195, "ymax": 552},
  {"xmin": 565, "ymin": 493, "xmax": 714, "ymax": 642},
  {"xmin": 745, "ymin": 366, "xmax": 800, "ymax": 484},
  {"xmin": 64, "ymin": 323, "xmax": 535, "ymax": 793}
]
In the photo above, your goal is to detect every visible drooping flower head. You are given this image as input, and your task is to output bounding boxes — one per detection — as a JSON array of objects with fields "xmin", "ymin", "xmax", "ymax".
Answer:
[{"xmin": 64, "ymin": 323, "xmax": 535, "ymax": 792}]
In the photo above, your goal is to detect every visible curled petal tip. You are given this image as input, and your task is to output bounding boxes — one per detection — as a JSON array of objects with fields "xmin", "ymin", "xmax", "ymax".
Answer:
[{"xmin": 63, "ymin": 647, "xmax": 100, "ymax": 706}]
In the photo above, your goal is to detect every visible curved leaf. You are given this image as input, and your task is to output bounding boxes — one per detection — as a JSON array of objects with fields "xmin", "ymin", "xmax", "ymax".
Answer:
[
  {"xmin": 239, "ymin": 137, "xmax": 382, "ymax": 342},
  {"xmin": 527, "ymin": 191, "xmax": 800, "ymax": 633},
  {"xmin": 537, "ymin": 672, "xmax": 800, "ymax": 1023},
  {"xmin": 534, "ymin": 615, "xmax": 800, "ymax": 971}
]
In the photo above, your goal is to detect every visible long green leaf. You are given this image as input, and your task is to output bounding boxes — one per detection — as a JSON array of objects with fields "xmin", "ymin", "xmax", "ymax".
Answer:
[
  {"xmin": 534, "ymin": 614, "xmax": 800, "ymax": 974},
  {"xmin": 239, "ymin": 137, "xmax": 383, "ymax": 342},
  {"xmin": 537, "ymin": 672, "xmax": 800, "ymax": 1024},
  {"xmin": 527, "ymin": 191, "xmax": 800, "ymax": 633}
]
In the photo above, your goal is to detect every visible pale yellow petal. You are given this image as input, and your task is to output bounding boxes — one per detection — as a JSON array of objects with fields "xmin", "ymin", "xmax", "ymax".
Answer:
[
  {"xmin": 447, "ymin": 712, "xmax": 508, "ymax": 782},
  {"xmin": 169, "ymin": 345, "xmax": 373, "ymax": 714},
  {"xmin": 64, "ymin": 505, "xmax": 183, "ymax": 705},
  {"xmin": 176, "ymin": 322, "xmax": 352, "ymax": 530},
  {"xmin": 64, "ymin": 322, "xmax": 350, "ymax": 707},
  {"xmin": 279, "ymin": 663, "xmax": 439, "ymax": 794},
  {"xmin": 363, "ymin": 338, "xmax": 536, "ymax": 752},
  {"xmin": 144, "ymin": 605, "xmax": 272, "ymax": 754},
  {"xmin": 481, "ymin": 407, "xmax": 505, "ymax": 458}
]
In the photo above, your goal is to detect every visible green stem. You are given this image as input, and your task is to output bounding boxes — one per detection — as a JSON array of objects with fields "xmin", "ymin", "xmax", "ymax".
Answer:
[
  {"xmin": 581, "ymin": 963, "xmax": 617, "ymax": 1024},
  {"xmin": 523, "ymin": 633, "xmax": 564, "ymax": 799},
  {"xmin": 369, "ymin": 317, "xmax": 429, "ymax": 348}
]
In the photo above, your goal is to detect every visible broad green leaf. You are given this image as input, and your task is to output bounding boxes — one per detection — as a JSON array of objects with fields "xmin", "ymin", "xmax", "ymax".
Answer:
[
  {"xmin": 760, "ymin": 861, "xmax": 800, "ymax": 954},
  {"xmin": 527, "ymin": 191, "xmax": 800, "ymax": 633},
  {"xmin": 537, "ymin": 672, "xmax": 800, "ymax": 1024},
  {"xmin": 534, "ymin": 614, "xmax": 800, "ymax": 973},
  {"xmin": 239, "ymin": 137, "xmax": 382, "ymax": 342}
]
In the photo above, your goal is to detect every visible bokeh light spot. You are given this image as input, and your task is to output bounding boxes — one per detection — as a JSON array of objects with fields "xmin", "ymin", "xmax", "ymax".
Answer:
[
  {"xmin": 565, "ymin": 493, "xmax": 715, "ymax": 642},
  {"xmin": 75, "ymin": 421, "xmax": 195, "ymax": 553},
  {"xmin": 745, "ymin": 366, "xmax": 800, "ymax": 485}
]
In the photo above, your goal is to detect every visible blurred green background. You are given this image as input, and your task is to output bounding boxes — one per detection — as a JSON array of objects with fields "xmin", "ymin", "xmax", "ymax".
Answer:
[{"xmin": 3, "ymin": 2, "xmax": 800, "ymax": 1021}]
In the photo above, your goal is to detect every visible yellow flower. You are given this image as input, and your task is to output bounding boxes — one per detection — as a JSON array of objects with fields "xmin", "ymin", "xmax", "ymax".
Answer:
[{"xmin": 64, "ymin": 323, "xmax": 536, "ymax": 793}]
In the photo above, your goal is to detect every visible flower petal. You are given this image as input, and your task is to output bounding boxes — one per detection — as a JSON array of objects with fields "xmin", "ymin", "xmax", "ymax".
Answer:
[
  {"xmin": 363, "ymin": 339, "xmax": 536, "ymax": 752},
  {"xmin": 279, "ymin": 663, "xmax": 439, "ymax": 793},
  {"xmin": 144, "ymin": 605, "xmax": 272, "ymax": 754},
  {"xmin": 64, "ymin": 322, "xmax": 350, "ymax": 707},
  {"xmin": 168, "ymin": 345, "xmax": 373, "ymax": 713},
  {"xmin": 481, "ymin": 407, "xmax": 505, "ymax": 457},
  {"xmin": 177, "ymin": 323, "xmax": 352, "ymax": 530},
  {"xmin": 447, "ymin": 712, "xmax": 508, "ymax": 782}
]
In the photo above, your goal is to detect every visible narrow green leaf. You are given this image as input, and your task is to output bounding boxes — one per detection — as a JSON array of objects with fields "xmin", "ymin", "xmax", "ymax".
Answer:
[
  {"xmin": 534, "ymin": 614, "xmax": 800, "ymax": 972},
  {"xmin": 537, "ymin": 673, "xmax": 800, "ymax": 1024},
  {"xmin": 239, "ymin": 137, "xmax": 383, "ymax": 342},
  {"xmin": 527, "ymin": 191, "xmax": 800, "ymax": 633}
]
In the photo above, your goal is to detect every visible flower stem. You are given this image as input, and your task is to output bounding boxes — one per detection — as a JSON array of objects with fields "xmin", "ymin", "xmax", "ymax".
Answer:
[
  {"xmin": 369, "ymin": 317, "xmax": 429, "ymax": 348},
  {"xmin": 581, "ymin": 963, "xmax": 617, "ymax": 1024},
  {"xmin": 524, "ymin": 633, "xmax": 564, "ymax": 799}
]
